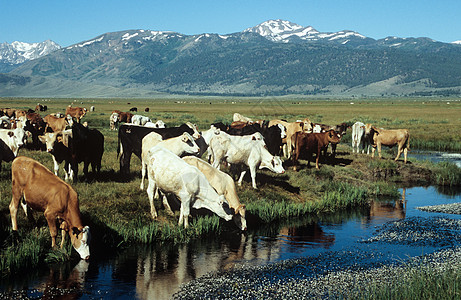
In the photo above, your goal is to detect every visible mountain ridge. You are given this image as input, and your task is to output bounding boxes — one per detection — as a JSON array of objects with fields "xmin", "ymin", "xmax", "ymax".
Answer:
[{"xmin": 2, "ymin": 19, "xmax": 461, "ymax": 97}]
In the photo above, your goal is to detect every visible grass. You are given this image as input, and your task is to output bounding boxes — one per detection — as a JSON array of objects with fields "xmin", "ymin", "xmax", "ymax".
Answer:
[
  {"xmin": 0, "ymin": 96, "xmax": 460, "ymax": 276},
  {"xmin": 336, "ymin": 263, "xmax": 461, "ymax": 300}
]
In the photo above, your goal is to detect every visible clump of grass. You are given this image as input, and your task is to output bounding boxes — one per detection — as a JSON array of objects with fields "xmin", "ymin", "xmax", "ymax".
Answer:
[
  {"xmin": 432, "ymin": 161, "xmax": 461, "ymax": 186},
  {"xmin": 0, "ymin": 228, "xmax": 49, "ymax": 276},
  {"xmin": 320, "ymin": 181, "xmax": 369, "ymax": 211}
]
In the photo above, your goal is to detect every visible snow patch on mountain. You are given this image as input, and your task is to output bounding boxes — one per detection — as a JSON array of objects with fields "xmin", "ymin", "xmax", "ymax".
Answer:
[{"xmin": 0, "ymin": 40, "xmax": 61, "ymax": 66}]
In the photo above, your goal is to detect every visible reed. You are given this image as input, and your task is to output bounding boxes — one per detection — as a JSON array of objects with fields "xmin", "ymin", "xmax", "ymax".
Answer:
[{"xmin": 432, "ymin": 161, "xmax": 461, "ymax": 186}]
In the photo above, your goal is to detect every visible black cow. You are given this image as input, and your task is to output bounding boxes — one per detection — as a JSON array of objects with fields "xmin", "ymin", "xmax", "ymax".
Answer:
[
  {"xmin": 211, "ymin": 122, "xmax": 282, "ymax": 156},
  {"xmin": 117, "ymin": 123, "xmax": 199, "ymax": 176},
  {"xmin": 0, "ymin": 138, "xmax": 15, "ymax": 172},
  {"xmin": 71, "ymin": 122, "xmax": 104, "ymax": 182},
  {"xmin": 24, "ymin": 113, "xmax": 46, "ymax": 150},
  {"xmin": 129, "ymin": 107, "xmax": 138, "ymax": 112}
]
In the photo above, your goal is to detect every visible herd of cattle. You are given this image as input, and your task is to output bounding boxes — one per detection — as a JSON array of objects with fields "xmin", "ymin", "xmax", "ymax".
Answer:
[{"xmin": 0, "ymin": 106, "xmax": 410, "ymax": 260}]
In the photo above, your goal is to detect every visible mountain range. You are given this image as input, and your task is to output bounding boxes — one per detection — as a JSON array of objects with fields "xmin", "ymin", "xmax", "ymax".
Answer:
[{"xmin": 2, "ymin": 19, "xmax": 461, "ymax": 98}]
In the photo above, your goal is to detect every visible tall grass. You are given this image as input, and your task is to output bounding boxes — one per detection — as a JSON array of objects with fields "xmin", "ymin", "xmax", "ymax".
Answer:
[
  {"xmin": 432, "ymin": 161, "xmax": 461, "ymax": 186},
  {"xmin": 336, "ymin": 264, "xmax": 461, "ymax": 299}
]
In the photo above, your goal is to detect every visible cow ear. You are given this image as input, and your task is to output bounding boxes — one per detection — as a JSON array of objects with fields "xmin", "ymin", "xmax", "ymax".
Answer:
[
  {"xmin": 38, "ymin": 135, "xmax": 46, "ymax": 144},
  {"xmin": 72, "ymin": 227, "xmax": 81, "ymax": 237}
]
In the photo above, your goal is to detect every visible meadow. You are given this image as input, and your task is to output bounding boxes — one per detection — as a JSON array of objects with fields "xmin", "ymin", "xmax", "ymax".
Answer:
[{"xmin": 0, "ymin": 96, "xmax": 460, "ymax": 276}]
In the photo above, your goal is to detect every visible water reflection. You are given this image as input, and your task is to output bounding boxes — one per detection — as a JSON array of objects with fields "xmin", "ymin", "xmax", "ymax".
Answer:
[{"xmin": 362, "ymin": 188, "xmax": 407, "ymax": 224}]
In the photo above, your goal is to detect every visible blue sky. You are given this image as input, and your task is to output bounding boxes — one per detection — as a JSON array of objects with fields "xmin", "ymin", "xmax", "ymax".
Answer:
[{"xmin": 1, "ymin": 0, "xmax": 460, "ymax": 46}]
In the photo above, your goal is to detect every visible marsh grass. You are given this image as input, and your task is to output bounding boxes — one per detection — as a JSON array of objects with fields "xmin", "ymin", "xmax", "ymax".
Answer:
[
  {"xmin": 432, "ymin": 161, "xmax": 461, "ymax": 186},
  {"xmin": 338, "ymin": 264, "xmax": 461, "ymax": 300}
]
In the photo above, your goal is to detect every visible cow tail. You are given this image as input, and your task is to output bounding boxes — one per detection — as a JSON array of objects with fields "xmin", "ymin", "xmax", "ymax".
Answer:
[{"xmin": 117, "ymin": 129, "xmax": 122, "ymax": 159}]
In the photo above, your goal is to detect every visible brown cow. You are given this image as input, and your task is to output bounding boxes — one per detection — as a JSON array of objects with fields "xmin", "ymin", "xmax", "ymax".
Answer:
[
  {"xmin": 291, "ymin": 129, "xmax": 342, "ymax": 170},
  {"xmin": 43, "ymin": 114, "xmax": 71, "ymax": 132},
  {"xmin": 65, "ymin": 106, "xmax": 87, "ymax": 123},
  {"xmin": 10, "ymin": 156, "xmax": 90, "ymax": 259},
  {"xmin": 118, "ymin": 111, "xmax": 133, "ymax": 123},
  {"xmin": 367, "ymin": 125, "xmax": 410, "ymax": 163},
  {"xmin": 14, "ymin": 109, "xmax": 27, "ymax": 119},
  {"xmin": 269, "ymin": 120, "xmax": 306, "ymax": 158}
]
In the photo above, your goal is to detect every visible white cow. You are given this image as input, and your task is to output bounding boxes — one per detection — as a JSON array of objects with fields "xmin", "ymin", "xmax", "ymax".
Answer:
[
  {"xmin": 0, "ymin": 127, "xmax": 26, "ymax": 156},
  {"xmin": 182, "ymin": 156, "xmax": 247, "ymax": 231},
  {"xmin": 38, "ymin": 130, "xmax": 74, "ymax": 181},
  {"xmin": 146, "ymin": 146, "xmax": 233, "ymax": 228},
  {"xmin": 132, "ymin": 114, "xmax": 151, "ymax": 126},
  {"xmin": 233, "ymin": 113, "xmax": 253, "ymax": 123},
  {"xmin": 109, "ymin": 113, "xmax": 119, "ymax": 131},
  {"xmin": 351, "ymin": 121, "xmax": 369, "ymax": 154},
  {"xmin": 144, "ymin": 120, "xmax": 166, "ymax": 128},
  {"xmin": 209, "ymin": 131, "xmax": 285, "ymax": 189},
  {"xmin": 140, "ymin": 132, "xmax": 200, "ymax": 190}
]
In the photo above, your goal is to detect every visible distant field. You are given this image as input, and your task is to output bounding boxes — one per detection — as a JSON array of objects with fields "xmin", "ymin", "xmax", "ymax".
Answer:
[{"xmin": 1, "ymin": 97, "xmax": 460, "ymax": 150}]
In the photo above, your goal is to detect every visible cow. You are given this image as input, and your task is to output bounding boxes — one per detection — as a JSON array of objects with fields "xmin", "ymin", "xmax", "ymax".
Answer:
[
  {"xmin": 146, "ymin": 146, "xmax": 233, "ymax": 228},
  {"xmin": 132, "ymin": 114, "xmax": 151, "ymax": 126},
  {"xmin": 144, "ymin": 120, "xmax": 166, "ymax": 128},
  {"xmin": 144, "ymin": 107, "xmax": 150, "ymax": 112},
  {"xmin": 24, "ymin": 112, "xmax": 46, "ymax": 149},
  {"xmin": 182, "ymin": 156, "xmax": 247, "ymax": 231},
  {"xmin": 118, "ymin": 111, "xmax": 133, "ymax": 123},
  {"xmin": 14, "ymin": 110, "xmax": 27, "ymax": 119},
  {"xmin": 269, "ymin": 120, "xmax": 305, "ymax": 158},
  {"xmin": 0, "ymin": 138, "xmax": 15, "ymax": 172},
  {"xmin": 212, "ymin": 122, "xmax": 285, "ymax": 156},
  {"xmin": 367, "ymin": 126, "xmax": 410, "ymax": 163},
  {"xmin": 117, "ymin": 123, "xmax": 200, "ymax": 176},
  {"xmin": 70, "ymin": 122, "xmax": 104, "ymax": 182},
  {"xmin": 39, "ymin": 130, "xmax": 74, "ymax": 181},
  {"xmin": 129, "ymin": 107, "xmax": 138, "ymax": 112},
  {"xmin": 43, "ymin": 114, "xmax": 71, "ymax": 133},
  {"xmin": 291, "ymin": 130, "xmax": 342, "ymax": 170},
  {"xmin": 0, "ymin": 127, "xmax": 26, "ymax": 156},
  {"xmin": 209, "ymin": 131, "xmax": 285, "ymax": 189},
  {"xmin": 109, "ymin": 113, "xmax": 120, "ymax": 131},
  {"xmin": 140, "ymin": 132, "xmax": 201, "ymax": 190},
  {"xmin": 10, "ymin": 156, "xmax": 90, "ymax": 260},
  {"xmin": 233, "ymin": 113, "xmax": 252, "ymax": 123},
  {"xmin": 35, "ymin": 104, "xmax": 47, "ymax": 112},
  {"xmin": 351, "ymin": 122, "xmax": 368, "ymax": 154},
  {"xmin": 0, "ymin": 116, "xmax": 12, "ymax": 129},
  {"xmin": 2, "ymin": 108, "xmax": 16, "ymax": 117},
  {"xmin": 90, "ymin": 106, "xmax": 95, "ymax": 112},
  {"xmin": 65, "ymin": 106, "xmax": 87, "ymax": 123}
]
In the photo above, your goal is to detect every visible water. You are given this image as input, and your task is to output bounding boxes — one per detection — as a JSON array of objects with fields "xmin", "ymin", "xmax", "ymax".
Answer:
[
  {"xmin": 1, "ymin": 152, "xmax": 460, "ymax": 299},
  {"xmin": 409, "ymin": 150, "xmax": 461, "ymax": 167}
]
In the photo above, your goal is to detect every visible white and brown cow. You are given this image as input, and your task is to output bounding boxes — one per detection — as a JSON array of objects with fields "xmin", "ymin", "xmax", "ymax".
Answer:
[
  {"xmin": 65, "ymin": 106, "xmax": 87, "ymax": 123},
  {"xmin": 146, "ymin": 146, "xmax": 233, "ymax": 228},
  {"xmin": 182, "ymin": 156, "xmax": 247, "ymax": 231},
  {"xmin": 10, "ymin": 156, "xmax": 90, "ymax": 259}
]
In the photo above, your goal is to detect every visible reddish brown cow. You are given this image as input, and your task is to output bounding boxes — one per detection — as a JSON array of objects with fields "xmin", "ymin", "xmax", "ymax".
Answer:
[
  {"xmin": 65, "ymin": 106, "xmax": 87, "ymax": 123},
  {"xmin": 367, "ymin": 125, "xmax": 410, "ymax": 163},
  {"xmin": 14, "ymin": 110, "xmax": 27, "ymax": 119},
  {"xmin": 118, "ymin": 111, "xmax": 133, "ymax": 123},
  {"xmin": 43, "ymin": 114, "xmax": 69, "ymax": 132},
  {"xmin": 291, "ymin": 130, "xmax": 342, "ymax": 170},
  {"xmin": 10, "ymin": 156, "xmax": 90, "ymax": 259}
]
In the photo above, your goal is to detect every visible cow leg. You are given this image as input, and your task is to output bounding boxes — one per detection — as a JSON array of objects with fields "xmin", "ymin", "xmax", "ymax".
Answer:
[
  {"xmin": 162, "ymin": 193, "xmax": 174, "ymax": 216},
  {"xmin": 146, "ymin": 179, "xmax": 158, "ymax": 219},
  {"xmin": 140, "ymin": 159, "xmax": 146, "ymax": 190},
  {"xmin": 404, "ymin": 148, "xmax": 408, "ymax": 164},
  {"xmin": 249, "ymin": 164, "xmax": 258, "ymax": 189},
  {"xmin": 83, "ymin": 161, "xmax": 89, "ymax": 180},
  {"xmin": 395, "ymin": 145, "xmax": 403, "ymax": 162},
  {"xmin": 52, "ymin": 156, "xmax": 59, "ymax": 176},
  {"xmin": 178, "ymin": 192, "xmax": 191, "ymax": 228},
  {"xmin": 44, "ymin": 209, "xmax": 58, "ymax": 248},
  {"xmin": 237, "ymin": 170, "xmax": 247, "ymax": 187},
  {"xmin": 315, "ymin": 150, "xmax": 320, "ymax": 169},
  {"xmin": 9, "ymin": 184, "xmax": 22, "ymax": 231}
]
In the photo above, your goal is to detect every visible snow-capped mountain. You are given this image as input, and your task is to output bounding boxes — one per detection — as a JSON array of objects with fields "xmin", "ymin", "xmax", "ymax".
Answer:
[
  {"xmin": 0, "ymin": 40, "xmax": 61, "ymax": 71},
  {"xmin": 244, "ymin": 19, "xmax": 370, "ymax": 45},
  {"xmin": 452, "ymin": 40, "xmax": 461, "ymax": 45}
]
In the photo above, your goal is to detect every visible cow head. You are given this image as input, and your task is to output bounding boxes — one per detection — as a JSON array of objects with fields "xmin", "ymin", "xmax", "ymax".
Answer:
[
  {"xmin": 327, "ymin": 130, "xmax": 342, "ymax": 144},
  {"xmin": 260, "ymin": 155, "xmax": 285, "ymax": 174},
  {"xmin": 180, "ymin": 132, "xmax": 201, "ymax": 155},
  {"xmin": 277, "ymin": 123, "xmax": 287, "ymax": 139},
  {"xmin": 70, "ymin": 226, "xmax": 91, "ymax": 260},
  {"xmin": 233, "ymin": 204, "xmax": 247, "ymax": 231}
]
